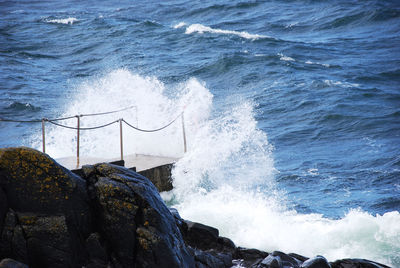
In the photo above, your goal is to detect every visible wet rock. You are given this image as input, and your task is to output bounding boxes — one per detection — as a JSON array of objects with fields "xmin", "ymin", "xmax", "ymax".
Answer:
[
  {"xmin": 289, "ymin": 253, "xmax": 309, "ymax": 263},
  {"xmin": 184, "ymin": 220, "xmax": 219, "ymax": 250},
  {"xmin": 259, "ymin": 254, "xmax": 280, "ymax": 268},
  {"xmin": 0, "ymin": 258, "xmax": 28, "ymax": 268},
  {"xmin": 233, "ymin": 247, "xmax": 269, "ymax": 267},
  {"xmin": 258, "ymin": 251, "xmax": 301, "ymax": 268},
  {"xmin": 330, "ymin": 258, "xmax": 391, "ymax": 268},
  {"xmin": 217, "ymin": 236, "xmax": 236, "ymax": 254},
  {"xmin": 190, "ymin": 247, "xmax": 232, "ymax": 268},
  {"xmin": 301, "ymin": 255, "xmax": 330, "ymax": 268},
  {"xmin": 83, "ymin": 163, "xmax": 195, "ymax": 267}
]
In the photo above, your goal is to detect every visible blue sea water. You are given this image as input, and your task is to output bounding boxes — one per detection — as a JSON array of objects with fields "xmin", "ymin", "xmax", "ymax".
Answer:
[{"xmin": 1, "ymin": 0, "xmax": 400, "ymax": 266}]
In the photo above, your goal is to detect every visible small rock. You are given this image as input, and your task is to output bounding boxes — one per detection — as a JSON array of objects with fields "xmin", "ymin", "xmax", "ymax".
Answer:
[
  {"xmin": 272, "ymin": 251, "xmax": 300, "ymax": 267},
  {"xmin": 301, "ymin": 255, "xmax": 331, "ymax": 268},
  {"xmin": 259, "ymin": 254, "xmax": 281, "ymax": 268},
  {"xmin": 0, "ymin": 258, "xmax": 28, "ymax": 268},
  {"xmin": 233, "ymin": 247, "xmax": 268, "ymax": 267}
]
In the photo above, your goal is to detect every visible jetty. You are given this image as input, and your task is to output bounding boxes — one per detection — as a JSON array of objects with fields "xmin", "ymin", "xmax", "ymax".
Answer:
[
  {"xmin": 56, "ymin": 154, "xmax": 178, "ymax": 172},
  {"xmin": 1, "ymin": 105, "xmax": 187, "ymax": 191}
]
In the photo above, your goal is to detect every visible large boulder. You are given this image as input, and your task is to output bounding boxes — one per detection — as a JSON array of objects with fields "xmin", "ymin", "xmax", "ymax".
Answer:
[
  {"xmin": 81, "ymin": 163, "xmax": 195, "ymax": 267},
  {"xmin": 0, "ymin": 147, "xmax": 91, "ymax": 267}
]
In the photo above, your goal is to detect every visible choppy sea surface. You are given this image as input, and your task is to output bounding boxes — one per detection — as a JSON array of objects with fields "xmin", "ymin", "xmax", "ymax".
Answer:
[{"xmin": 1, "ymin": 0, "xmax": 399, "ymax": 266}]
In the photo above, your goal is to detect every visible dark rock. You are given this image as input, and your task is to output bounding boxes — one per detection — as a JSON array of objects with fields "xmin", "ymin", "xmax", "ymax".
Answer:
[
  {"xmin": 169, "ymin": 207, "xmax": 188, "ymax": 236},
  {"xmin": 83, "ymin": 163, "xmax": 195, "ymax": 267},
  {"xmin": 0, "ymin": 258, "xmax": 28, "ymax": 268},
  {"xmin": 330, "ymin": 258, "xmax": 391, "ymax": 268},
  {"xmin": 0, "ymin": 147, "xmax": 91, "ymax": 267},
  {"xmin": 258, "ymin": 251, "xmax": 301, "ymax": 268},
  {"xmin": 138, "ymin": 163, "xmax": 173, "ymax": 192},
  {"xmin": 0, "ymin": 187, "xmax": 8, "ymax": 237},
  {"xmin": 17, "ymin": 213, "xmax": 75, "ymax": 267},
  {"xmin": 0, "ymin": 210, "xmax": 28, "ymax": 263},
  {"xmin": 259, "ymin": 254, "xmax": 280, "ymax": 268},
  {"xmin": 192, "ymin": 248, "xmax": 231, "ymax": 268},
  {"xmin": 184, "ymin": 220, "xmax": 219, "ymax": 251},
  {"xmin": 233, "ymin": 247, "xmax": 269, "ymax": 267},
  {"xmin": 85, "ymin": 233, "xmax": 108, "ymax": 268},
  {"xmin": 272, "ymin": 250, "xmax": 300, "ymax": 267},
  {"xmin": 289, "ymin": 253, "xmax": 309, "ymax": 263},
  {"xmin": 217, "ymin": 236, "xmax": 236, "ymax": 254},
  {"xmin": 301, "ymin": 255, "xmax": 331, "ymax": 268}
]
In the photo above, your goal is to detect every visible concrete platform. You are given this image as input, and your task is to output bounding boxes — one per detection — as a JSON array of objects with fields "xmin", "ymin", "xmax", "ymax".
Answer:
[{"xmin": 56, "ymin": 154, "xmax": 179, "ymax": 172}]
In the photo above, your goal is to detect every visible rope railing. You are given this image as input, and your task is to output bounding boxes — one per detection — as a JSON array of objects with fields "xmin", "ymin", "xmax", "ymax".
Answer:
[
  {"xmin": 47, "ymin": 119, "xmax": 120, "ymax": 130},
  {"xmin": 1, "ymin": 105, "xmax": 187, "ymax": 168},
  {"xmin": 0, "ymin": 105, "xmax": 137, "ymax": 123}
]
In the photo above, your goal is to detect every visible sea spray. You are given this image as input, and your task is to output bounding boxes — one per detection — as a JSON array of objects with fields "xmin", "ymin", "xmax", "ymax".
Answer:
[
  {"xmin": 165, "ymin": 93, "xmax": 400, "ymax": 266},
  {"xmin": 31, "ymin": 69, "xmax": 212, "ymax": 159}
]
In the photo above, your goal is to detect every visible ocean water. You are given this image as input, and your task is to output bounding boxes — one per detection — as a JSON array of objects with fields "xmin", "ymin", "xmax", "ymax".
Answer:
[{"xmin": 1, "ymin": 0, "xmax": 399, "ymax": 266}]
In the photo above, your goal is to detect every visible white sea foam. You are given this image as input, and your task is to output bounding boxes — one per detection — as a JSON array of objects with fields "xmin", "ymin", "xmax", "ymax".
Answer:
[
  {"xmin": 285, "ymin": 22, "xmax": 299, "ymax": 29},
  {"xmin": 31, "ymin": 69, "xmax": 212, "ymax": 159},
  {"xmin": 184, "ymin": 23, "xmax": 268, "ymax": 40},
  {"xmin": 324, "ymin": 80, "xmax": 360, "ymax": 88},
  {"xmin": 278, "ymin": 53, "xmax": 295, "ymax": 62},
  {"xmin": 173, "ymin": 22, "xmax": 187, "ymax": 29},
  {"xmin": 46, "ymin": 17, "xmax": 78, "ymax": 25},
  {"xmin": 306, "ymin": 60, "xmax": 330, "ymax": 67}
]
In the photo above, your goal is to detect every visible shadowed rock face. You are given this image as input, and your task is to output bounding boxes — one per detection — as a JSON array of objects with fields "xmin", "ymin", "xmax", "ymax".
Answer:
[
  {"xmin": 81, "ymin": 163, "xmax": 195, "ymax": 267},
  {"xmin": 0, "ymin": 147, "xmax": 91, "ymax": 267}
]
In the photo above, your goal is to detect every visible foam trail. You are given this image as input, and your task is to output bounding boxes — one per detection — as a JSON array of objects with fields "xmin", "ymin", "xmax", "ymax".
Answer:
[
  {"xmin": 45, "ymin": 17, "xmax": 78, "ymax": 25},
  {"xmin": 184, "ymin": 23, "xmax": 269, "ymax": 40},
  {"xmin": 278, "ymin": 53, "xmax": 295, "ymax": 62},
  {"xmin": 173, "ymin": 22, "xmax": 187, "ymax": 29},
  {"xmin": 31, "ymin": 69, "xmax": 212, "ymax": 159}
]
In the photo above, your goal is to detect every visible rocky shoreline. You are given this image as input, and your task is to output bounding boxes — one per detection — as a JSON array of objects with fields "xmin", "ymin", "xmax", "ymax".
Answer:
[{"xmin": 0, "ymin": 147, "xmax": 391, "ymax": 268}]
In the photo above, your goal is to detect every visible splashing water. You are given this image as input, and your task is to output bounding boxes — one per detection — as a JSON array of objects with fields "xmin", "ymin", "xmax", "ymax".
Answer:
[
  {"xmin": 31, "ymin": 69, "xmax": 212, "ymax": 159},
  {"xmin": 163, "ymin": 81, "xmax": 399, "ymax": 266},
  {"xmin": 30, "ymin": 69, "xmax": 400, "ymax": 266}
]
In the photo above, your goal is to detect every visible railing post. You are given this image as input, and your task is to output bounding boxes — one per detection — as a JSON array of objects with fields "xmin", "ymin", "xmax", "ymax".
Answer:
[
  {"xmin": 76, "ymin": 115, "xmax": 80, "ymax": 168},
  {"xmin": 134, "ymin": 106, "xmax": 138, "ymax": 127},
  {"xmin": 181, "ymin": 112, "xmax": 187, "ymax": 153},
  {"xmin": 120, "ymin": 119, "xmax": 124, "ymax": 160},
  {"xmin": 41, "ymin": 118, "xmax": 46, "ymax": 153}
]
